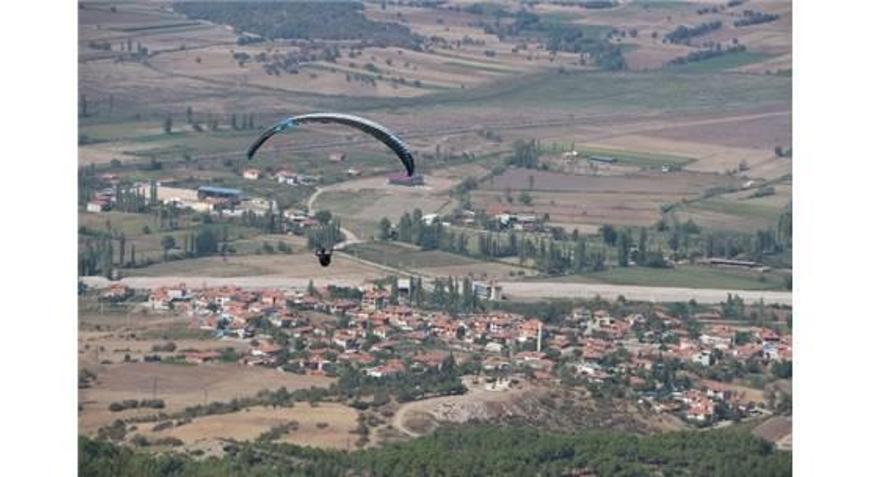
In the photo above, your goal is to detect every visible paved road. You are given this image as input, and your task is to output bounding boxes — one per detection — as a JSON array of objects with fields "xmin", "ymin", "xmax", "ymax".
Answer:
[
  {"xmin": 499, "ymin": 282, "xmax": 791, "ymax": 306},
  {"xmin": 81, "ymin": 275, "xmax": 790, "ymax": 306}
]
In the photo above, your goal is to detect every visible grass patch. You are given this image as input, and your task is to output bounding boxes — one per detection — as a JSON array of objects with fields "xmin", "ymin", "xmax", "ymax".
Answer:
[
  {"xmin": 668, "ymin": 51, "xmax": 771, "ymax": 74},
  {"xmin": 542, "ymin": 264, "xmax": 789, "ymax": 290},
  {"xmin": 442, "ymin": 60, "xmax": 517, "ymax": 75},
  {"xmin": 574, "ymin": 146, "xmax": 695, "ymax": 168},
  {"xmin": 345, "ymin": 242, "xmax": 480, "ymax": 269},
  {"xmin": 684, "ymin": 197, "xmax": 783, "ymax": 223}
]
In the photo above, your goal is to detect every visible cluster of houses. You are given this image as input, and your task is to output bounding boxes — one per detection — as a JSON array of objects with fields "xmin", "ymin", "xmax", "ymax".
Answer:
[
  {"xmin": 243, "ymin": 168, "xmax": 321, "ymax": 186},
  {"xmin": 138, "ymin": 280, "xmax": 791, "ymax": 426},
  {"xmin": 485, "ymin": 205, "xmax": 543, "ymax": 232}
]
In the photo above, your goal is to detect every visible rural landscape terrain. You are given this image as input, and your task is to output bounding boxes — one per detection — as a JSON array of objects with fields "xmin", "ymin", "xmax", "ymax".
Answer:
[{"xmin": 78, "ymin": 0, "xmax": 792, "ymax": 475}]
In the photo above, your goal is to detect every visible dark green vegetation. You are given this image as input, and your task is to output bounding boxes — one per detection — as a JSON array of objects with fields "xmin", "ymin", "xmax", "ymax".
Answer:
[
  {"xmin": 664, "ymin": 21, "xmax": 722, "ymax": 44},
  {"xmin": 669, "ymin": 49, "xmax": 769, "ymax": 73},
  {"xmin": 478, "ymin": 10, "xmax": 626, "ymax": 70},
  {"xmin": 734, "ymin": 11, "xmax": 780, "ymax": 28},
  {"xmin": 173, "ymin": 1, "xmax": 422, "ymax": 49},
  {"xmin": 80, "ymin": 424, "xmax": 791, "ymax": 477}
]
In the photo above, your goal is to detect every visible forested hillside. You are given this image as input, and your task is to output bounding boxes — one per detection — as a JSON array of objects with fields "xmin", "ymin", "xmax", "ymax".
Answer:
[
  {"xmin": 80, "ymin": 424, "xmax": 791, "ymax": 477},
  {"xmin": 173, "ymin": 1, "xmax": 422, "ymax": 49}
]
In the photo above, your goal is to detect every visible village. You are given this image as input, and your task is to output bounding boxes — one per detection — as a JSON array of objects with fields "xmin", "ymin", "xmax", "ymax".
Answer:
[{"xmin": 96, "ymin": 274, "xmax": 793, "ymax": 429}]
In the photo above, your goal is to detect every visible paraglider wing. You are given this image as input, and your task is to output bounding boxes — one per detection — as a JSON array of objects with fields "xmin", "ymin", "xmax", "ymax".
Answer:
[
  {"xmin": 246, "ymin": 113, "xmax": 414, "ymax": 176},
  {"xmin": 246, "ymin": 118, "xmax": 294, "ymax": 161}
]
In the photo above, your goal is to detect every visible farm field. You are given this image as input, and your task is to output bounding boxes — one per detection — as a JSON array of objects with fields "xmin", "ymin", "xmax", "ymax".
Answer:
[
  {"xmin": 79, "ymin": 362, "xmax": 334, "ymax": 434},
  {"xmin": 138, "ymin": 403, "xmax": 360, "ymax": 451},
  {"xmin": 673, "ymin": 184, "xmax": 791, "ymax": 232},
  {"xmin": 125, "ymin": 253, "xmax": 389, "ymax": 281},
  {"xmin": 472, "ymin": 167, "xmax": 741, "ymax": 228},
  {"xmin": 345, "ymin": 241, "xmax": 531, "ymax": 280}
]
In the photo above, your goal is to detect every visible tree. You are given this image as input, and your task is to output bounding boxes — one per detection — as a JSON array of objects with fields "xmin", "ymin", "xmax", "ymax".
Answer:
[
  {"xmin": 600, "ymin": 224, "xmax": 618, "ymax": 247},
  {"xmin": 617, "ymin": 230, "xmax": 631, "ymax": 267},
  {"xmin": 518, "ymin": 191, "xmax": 532, "ymax": 205},
  {"xmin": 163, "ymin": 115, "xmax": 173, "ymax": 134},
  {"xmin": 572, "ymin": 239, "xmax": 587, "ymax": 273},
  {"xmin": 508, "ymin": 139, "xmax": 540, "ymax": 169},
  {"xmin": 160, "ymin": 236, "xmax": 176, "ymax": 260},
  {"xmin": 314, "ymin": 210, "xmax": 333, "ymax": 225},
  {"xmin": 194, "ymin": 228, "xmax": 219, "ymax": 257},
  {"xmin": 379, "ymin": 218, "xmax": 392, "ymax": 240},
  {"xmin": 637, "ymin": 227, "xmax": 648, "ymax": 266}
]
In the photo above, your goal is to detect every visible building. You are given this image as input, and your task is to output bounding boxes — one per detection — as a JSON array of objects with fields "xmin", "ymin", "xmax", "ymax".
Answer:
[
  {"xmin": 388, "ymin": 172, "xmax": 424, "ymax": 187},
  {"xmin": 197, "ymin": 186, "xmax": 242, "ymax": 204},
  {"xmin": 473, "ymin": 281, "xmax": 503, "ymax": 301},
  {"xmin": 242, "ymin": 168, "xmax": 261, "ymax": 180},
  {"xmin": 86, "ymin": 200, "xmax": 108, "ymax": 213},
  {"xmin": 587, "ymin": 155, "xmax": 617, "ymax": 164},
  {"xmin": 275, "ymin": 170, "xmax": 296, "ymax": 184},
  {"xmin": 329, "ymin": 152, "xmax": 346, "ymax": 162}
]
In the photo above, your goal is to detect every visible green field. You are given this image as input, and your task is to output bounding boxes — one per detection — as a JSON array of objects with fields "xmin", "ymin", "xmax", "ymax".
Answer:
[
  {"xmin": 673, "ymin": 195, "xmax": 786, "ymax": 232},
  {"xmin": 574, "ymin": 145, "xmax": 696, "ymax": 168},
  {"xmin": 668, "ymin": 52, "xmax": 773, "ymax": 74},
  {"xmin": 536, "ymin": 264, "xmax": 790, "ymax": 290},
  {"xmin": 345, "ymin": 241, "xmax": 480, "ymax": 269}
]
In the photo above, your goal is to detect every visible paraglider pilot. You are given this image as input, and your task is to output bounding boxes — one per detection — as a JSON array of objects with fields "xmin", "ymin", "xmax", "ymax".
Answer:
[
  {"xmin": 315, "ymin": 248, "xmax": 332, "ymax": 267},
  {"xmin": 247, "ymin": 113, "xmax": 415, "ymax": 268}
]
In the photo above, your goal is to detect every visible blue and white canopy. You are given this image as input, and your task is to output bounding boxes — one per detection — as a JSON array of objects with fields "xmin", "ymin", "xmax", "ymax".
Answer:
[{"xmin": 246, "ymin": 112, "xmax": 415, "ymax": 177}]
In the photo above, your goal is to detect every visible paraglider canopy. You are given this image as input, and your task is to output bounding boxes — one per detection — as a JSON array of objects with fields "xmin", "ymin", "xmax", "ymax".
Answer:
[{"xmin": 246, "ymin": 112, "xmax": 415, "ymax": 177}]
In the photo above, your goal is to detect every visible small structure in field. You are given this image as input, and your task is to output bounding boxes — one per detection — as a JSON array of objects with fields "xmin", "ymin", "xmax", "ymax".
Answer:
[{"xmin": 387, "ymin": 172, "xmax": 424, "ymax": 186}]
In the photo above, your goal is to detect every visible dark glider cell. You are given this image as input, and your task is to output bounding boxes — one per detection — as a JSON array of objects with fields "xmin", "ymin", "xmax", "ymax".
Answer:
[{"xmin": 246, "ymin": 113, "xmax": 414, "ymax": 176}]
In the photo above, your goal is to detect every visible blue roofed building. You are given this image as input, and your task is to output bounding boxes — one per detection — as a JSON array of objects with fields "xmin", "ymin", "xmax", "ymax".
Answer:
[{"xmin": 197, "ymin": 186, "xmax": 243, "ymax": 204}]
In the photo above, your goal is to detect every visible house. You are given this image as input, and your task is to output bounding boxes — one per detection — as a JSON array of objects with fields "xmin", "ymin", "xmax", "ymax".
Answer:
[
  {"xmin": 692, "ymin": 350, "xmax": 713, "ymax": 367},
  {"xmin": 184, "ymin": 351, "xmax": 221, "ymax": 364},
  {"xmin": 242, "ymin": 168, "xmax": 261, "ymax": 180},
  {"xmin": 412, "ymin": 351, "xmax": 448, "ymax": 370},
  {"xmin": 686, "ymin": 399, "xmax": 716, "ymax": 422},
  {"xmin": 332, "ymin": 331, "xmax": 358, "ymax": 349},
  {"xmin": 365, "ymin": 359, "xmax": 406, "ymax": 378},
  {"xmin": 362, "ymin": 289, "xmax": 389, "ymax": 311},
  {"xmin": 250, "ymin": 342, "xmax": 282, "ymax": 357},
  {"xmin": 275, "ymin": 170, "xmax": 296, "ymax": 184},
  {"xmin": 101, "ymin": 284, "xmax": 131, "ymax": 302},
  {"xmin": 517, "ymin": 319, "xmax": 543, "ymax": 345},
  {"xmin": 484, "ymin": 342, "xmax": 504, "ymax": 354},
  {"xmin": 86, "ymin": 199, "xmax": 109, "ymax": 213}
]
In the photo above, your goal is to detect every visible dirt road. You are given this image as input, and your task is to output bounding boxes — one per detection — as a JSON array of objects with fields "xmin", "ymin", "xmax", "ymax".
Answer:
[{"xmin": 307, "ymin": 185, "xmax": 360, "ymax": 248}]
